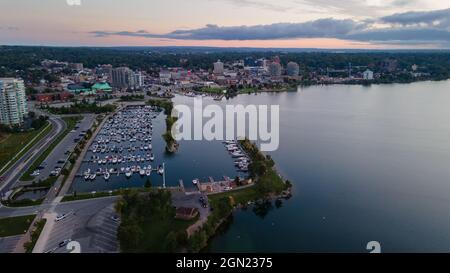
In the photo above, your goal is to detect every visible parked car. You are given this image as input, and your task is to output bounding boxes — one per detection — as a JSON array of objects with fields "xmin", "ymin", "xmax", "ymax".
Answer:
[{"xmin": 58, "ymin": 239, "xmax": 72, "ymax": 248}]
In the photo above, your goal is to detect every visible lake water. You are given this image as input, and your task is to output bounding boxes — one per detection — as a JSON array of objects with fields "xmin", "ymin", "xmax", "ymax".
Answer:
[
  {"xmin": 205, "ymin": 80, "xmax": 450, "ymax": 253},
  {"xmin": 70, "ymin": 80, "xmax": 450, "ymax": 252}
]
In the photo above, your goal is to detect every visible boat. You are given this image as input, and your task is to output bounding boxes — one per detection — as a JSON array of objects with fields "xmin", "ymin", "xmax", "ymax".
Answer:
[
  {"xmin": 125, "ymin": 171, "xmax": 132, "ymax": 178},
  {"xmin": 104, "ymin": 172, "xmax": 110, "ymax": 181},
  {"xmin": 150, "ymin": 154, "xmax": 155, "ymax": 161},
  {"xmin": 157, "ymin": 166, "xmax": 164, "ymax": 175},
  {"xmin": 192, "ymin": 179, "xmax": 199, "ymax": 185},
  {"xmin": 139, "ymin": 169, "xmax": 146, "ymax": 176},
  {"xmin": 146, "ymin": 169, "xmax": 152, "ymax": 176},
  {"xmin": 89, "ymin": 174, "xmax": 96, "ymax": 180}
]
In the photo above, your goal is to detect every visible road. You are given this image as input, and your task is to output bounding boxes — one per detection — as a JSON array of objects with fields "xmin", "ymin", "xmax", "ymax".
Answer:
[{"xmin": 0, "ymin": 116, "xmax": 65, "ymax": 196}]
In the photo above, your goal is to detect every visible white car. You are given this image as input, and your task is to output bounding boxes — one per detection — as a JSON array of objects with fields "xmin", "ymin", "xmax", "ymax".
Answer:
[{"xmin": 55, "ymin": 213, "xmax": 68, "ymax": 222}]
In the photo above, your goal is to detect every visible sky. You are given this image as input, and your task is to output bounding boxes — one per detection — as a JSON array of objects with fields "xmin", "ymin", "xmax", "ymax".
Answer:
[{"xmin": 0, "ymin": 0, "xmax": 450, "ymax": 49}]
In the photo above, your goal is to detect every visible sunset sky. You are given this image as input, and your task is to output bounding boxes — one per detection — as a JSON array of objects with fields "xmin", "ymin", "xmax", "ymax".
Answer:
[{"xmin": 1, "ymin": 0, "xmax": 449, "ymax": 48}]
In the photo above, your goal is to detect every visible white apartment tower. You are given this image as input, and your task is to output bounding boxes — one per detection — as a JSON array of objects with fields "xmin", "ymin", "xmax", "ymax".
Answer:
[
  {"xmin": 0, "ymin": 78, "xmax": 28, "ymax": 126},
  {"xmin": 213, "ymin": 60, "xmax": 224, "ymax": 75}
]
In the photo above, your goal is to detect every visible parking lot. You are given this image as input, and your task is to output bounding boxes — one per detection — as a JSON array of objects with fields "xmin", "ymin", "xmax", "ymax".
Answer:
[
  {"xmin": 41, "ymin": 197, "xmax": 120, "ymax": 253},
  {"xmin": 33, "ymin": 114, "xmax": 95, "ymax": 181},
  {"xmin": 0, "ymin": 235, "xmax": 22, "ymax": 253}
]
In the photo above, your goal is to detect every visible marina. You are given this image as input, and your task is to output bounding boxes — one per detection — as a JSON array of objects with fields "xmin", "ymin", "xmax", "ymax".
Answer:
[{"xmin": 69, "ymin": 103, "xmax": 239, "ymax": 193}]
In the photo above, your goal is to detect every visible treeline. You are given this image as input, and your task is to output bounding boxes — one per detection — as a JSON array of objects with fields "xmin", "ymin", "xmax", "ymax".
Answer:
[
  {"xmin": 1, "ymin": 46, "xmax": 450, "ymax": 79},
  {"xmin": 44, "ymin": 101, "xmax": 116, "ymax": 114}
]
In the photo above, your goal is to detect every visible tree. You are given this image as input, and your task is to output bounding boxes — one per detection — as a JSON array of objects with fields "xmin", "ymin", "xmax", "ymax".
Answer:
[
  {"xmin": 144, "ymin": 178, "xmax": 152, "ymax": 188},
  {"xmin": 234, "ymin": 176, "xmax": 241, "ymax": 187},
  {"xmin": 117, "ymin": 221, "xmax": 143, "ymax": 251}
]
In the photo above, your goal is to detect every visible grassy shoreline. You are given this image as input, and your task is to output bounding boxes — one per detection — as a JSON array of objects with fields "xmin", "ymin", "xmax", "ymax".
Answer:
[
  {"xmin": 146, "ymin": 99, "xmax": 179, "ymax": 153},
  {"xmin": 187, "ymin": 139, "xmax": 292, "ymax": 252}
]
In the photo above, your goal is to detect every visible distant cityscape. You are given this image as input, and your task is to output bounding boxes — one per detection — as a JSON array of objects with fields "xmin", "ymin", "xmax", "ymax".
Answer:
[{"xmin": 0, "ymin": 46, "xmax": 446, "ymax": 119}]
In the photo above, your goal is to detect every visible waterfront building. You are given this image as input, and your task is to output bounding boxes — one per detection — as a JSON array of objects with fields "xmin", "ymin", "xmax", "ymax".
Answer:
[
  {"xmin": 214, "ymin": 60, "xmax": 224, "ymax": 75},
  {"xmin": 363, "ymin": 69, "xmax": 374, "ymax": 80},
  {"xmin": 0, "ymin": 78, "xmax": 28, "ymax": 126},
  {"xmin": 287, "ymin": 62, "xmax": 300, "ymax": 76}
]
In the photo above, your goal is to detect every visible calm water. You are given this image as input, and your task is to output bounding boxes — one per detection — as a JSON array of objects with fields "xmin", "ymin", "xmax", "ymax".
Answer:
[
  {"xmin": 205, "ymin": 80, "xmax": 450, "ymax": 253},
  {"xmin": 70, "ymin": 109, "xmax": 239, "ymax": 193}
]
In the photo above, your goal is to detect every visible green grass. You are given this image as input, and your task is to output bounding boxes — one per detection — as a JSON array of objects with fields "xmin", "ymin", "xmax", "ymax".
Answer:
[
  {"xmin": 62, "ymin": 191, "xmax": 120, "ymax": 202},
  {"xmin": 201, "ymin": 87, "xmax": 225, "ymax": 94},
  {"xmin": 24, "ymin": 219, "xmax": 47, "ymax": 253},
  {"xmin": 239, "ymin": 87, "xmax": 259, "ymax": 93},
  {"xmin": 0, "ymin": 121, "xmax": 51, "ymax": 176},
  {"xmin": 4, "ymin": 198, "xmax": 44, "ymax": 208},
  {"xmin": 0, "ymin": 215, "xmax": 36, "ymax": 238},
  {"xmin": 21, "ymin": 116, "xmax": 82, "ymax": 181},
  {"xmin": 208, "ymin": 186, "xmax": 260, "ymax": 205},
  {"xmin": 137, "ymin": 216, "xmax": 196, "ymax": 253}
]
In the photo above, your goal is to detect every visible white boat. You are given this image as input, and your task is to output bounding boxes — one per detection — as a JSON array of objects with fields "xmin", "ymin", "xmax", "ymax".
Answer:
[
  {"xmin": 150, "ymin": 154, "xmax": 155, "ymax": 161},
  {"xmin": 158, "ymin": 166, "xmax": 164, "ymax": 175},
  {"xmin": 104, "ymin": 172, "xmax": 110, "ymax": 180},
  {"xmin": 125, "ymin": 171, "xmax": 132, "ymax": 178},
  {"xmin": 89, "ymin": 174, "xmax": 96, "ymax": 180},
  {"xmin": 192, "ymin": 179, "xmax": 199, "ymax": 185},
  {"xmin": 140, "ymin": 169, "xmax": 146, "ymax": 176}
]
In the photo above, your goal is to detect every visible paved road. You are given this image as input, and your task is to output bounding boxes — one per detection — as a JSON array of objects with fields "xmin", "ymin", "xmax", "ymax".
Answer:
[
  {"xmin": 0, "ymin": 116, "xmax": 65, "ymax": 196},
  {"xmin": 35, "ymin": 114, "xmax": 95, "ymax": 181},
  {"xmin": 35, "ymin": 196, "xmax": 120, "ymax": 253}
]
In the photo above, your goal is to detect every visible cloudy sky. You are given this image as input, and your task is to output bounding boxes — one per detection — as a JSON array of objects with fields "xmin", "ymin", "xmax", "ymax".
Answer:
[{"xmin": 0, "ymin": 0, "xmax": 449, "ymax": 48}]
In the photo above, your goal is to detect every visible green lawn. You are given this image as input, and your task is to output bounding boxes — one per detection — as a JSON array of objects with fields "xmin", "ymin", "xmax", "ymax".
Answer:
[
  {"xmin": 21, "ymin": 116, "xmax": 82, "ymax": 181},
  {"xmin": 0, "ymin": 121, "xmax": 51, "ymax": 176},
  {"xmin": 0, "ymin": 215, "xmax": 36, "ymax": 238},
  {"xmin": 62, "ymin": 191, "xmax": 120, "ymax": 202},
  {"xmin": 138, "ymin": 216, "xmax": 196, "ymax": 253},
  {"xmin": 201, "ymin": 87, "xmax": 225, "ymax": 94},
  {"xmin": 208, "ymin": 186, "xmax": 260, "ymax": 205}
]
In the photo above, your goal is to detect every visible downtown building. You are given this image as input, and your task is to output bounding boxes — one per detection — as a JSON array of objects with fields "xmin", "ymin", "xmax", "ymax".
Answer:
[
  {"xmin": 111, "ymin": 67, "xmax": 144, "ymax": 91},
  {"xmin": 0, "ymin": 78, "xmax": 28, "ymax": 126}
]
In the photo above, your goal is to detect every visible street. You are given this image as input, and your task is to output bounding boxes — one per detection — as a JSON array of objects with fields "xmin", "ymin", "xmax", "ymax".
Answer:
[{"xmin": 0, "ymin": 116, "xmax": 64, "ymax": 196}]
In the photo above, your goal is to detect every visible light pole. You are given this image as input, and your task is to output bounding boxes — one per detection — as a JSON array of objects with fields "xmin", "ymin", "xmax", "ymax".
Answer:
[{"xmin": 162, "ymin": 162, "xmax": 166, "ymax": 189}]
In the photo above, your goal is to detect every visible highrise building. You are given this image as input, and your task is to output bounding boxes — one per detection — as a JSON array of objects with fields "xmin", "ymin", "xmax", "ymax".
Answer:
[
  {"xmin": 0, "ymin": 78, "xmax": 28, "ymax": 126},
  {"xmin": 268, "ymin": 62, "xmax": 282, "ymax": 77},
  {"xmin": 213, "ymin": 60, "xmax": 224, "ymax": 75},
  {"xmin": 286, "ymin": 62, "xmax": 300, "ymax": 76},
  {"xmin": 111, "ymin": 67, "xmax": 134, "ymax": 90}
]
